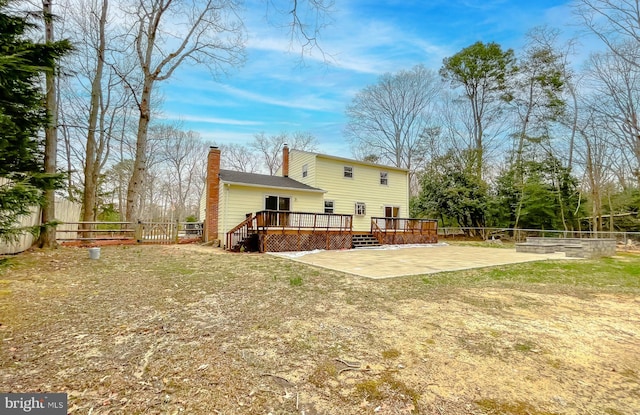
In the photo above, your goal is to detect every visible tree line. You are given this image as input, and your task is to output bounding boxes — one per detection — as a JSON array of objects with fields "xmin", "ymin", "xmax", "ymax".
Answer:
[
  {"xmin": 346, "ymin": 4, "xmax": 640, "ymax": 233},
  {"xmin": 1, "ymin": 0, "xmax": 639, "ymax": 245},
  {"xmin": 0, "ymin": 0, "xmax": 330, "ymax": 244}
]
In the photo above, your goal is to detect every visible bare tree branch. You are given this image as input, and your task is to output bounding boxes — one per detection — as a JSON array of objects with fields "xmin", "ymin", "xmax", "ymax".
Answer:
[{"xmin": 122, "ymin": 0, "xmax": 245, "ymax": 221}]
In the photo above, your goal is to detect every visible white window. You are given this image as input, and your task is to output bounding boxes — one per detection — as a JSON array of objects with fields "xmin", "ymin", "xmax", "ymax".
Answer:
[
  {"xmin": 355, "ymin": 202, "xmax": 366, "ymax": 216},
  {"xmin": 302, "ymin": 164, "xmax": 308, "ymax": 178},
  {"xmin": 380, "ymin": 171, "xmax": 388, "ymax": 185},
  {"xmin": 344, "ymin": 166, "xmax": 353, "ymax": 178},
  {"xmin": 324, "ymin": 200, "xmax": 334, "ymax": 214}
]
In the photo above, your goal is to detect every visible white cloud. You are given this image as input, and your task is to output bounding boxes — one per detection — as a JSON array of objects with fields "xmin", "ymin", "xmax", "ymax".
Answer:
[
  {"xmin": 243, "ymin": 2, "xmax": 447, "ymax": 76},
  {"xmin": 212, "ymin": 84, "xmax": 340, "ymax": 112},
  {"xmin": 195, "ymin": 131, "xmax": 255, "ymax": 146},
  {"xmin": 158, "ymin": 0, "xmax": 591, "ymax": 160},
  {"xmin": 161, "ymin": 113, "xmax": 264, "ymax": 126}
]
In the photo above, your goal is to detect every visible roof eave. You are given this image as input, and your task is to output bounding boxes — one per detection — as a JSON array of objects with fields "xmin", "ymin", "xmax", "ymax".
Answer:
[{"xmin": 220, "ymin": 180, "xmax": 326, "ymax": 193}]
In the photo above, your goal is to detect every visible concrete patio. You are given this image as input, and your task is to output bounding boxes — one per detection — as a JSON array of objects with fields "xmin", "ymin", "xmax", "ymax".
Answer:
[{"xmin": 270, "ymin": 244, "xmax": 573, "ymax": 279}]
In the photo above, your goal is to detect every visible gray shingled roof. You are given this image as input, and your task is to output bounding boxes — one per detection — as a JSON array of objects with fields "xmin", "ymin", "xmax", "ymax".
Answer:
[{"xmin": 218, "ymin": 169, "xmax": 325, "ymax": 192}]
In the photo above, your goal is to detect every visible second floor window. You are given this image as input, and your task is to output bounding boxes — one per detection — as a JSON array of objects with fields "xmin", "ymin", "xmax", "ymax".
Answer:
[
  {"xmin": 380, "ymin": 172, "xmax": 388, "ymax": 185},
  {"xmin": 344, "ymin": 166, "xmax": 353, "ymax": 178},
  {"xmin": 302, "ymin": 164, "xmax": 308, "ymax": 178}
]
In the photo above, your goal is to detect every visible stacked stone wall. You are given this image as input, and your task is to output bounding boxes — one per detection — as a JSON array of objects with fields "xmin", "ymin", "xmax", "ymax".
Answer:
[{"xmin": 518, "ymin": 237, "xmax": 616, "ymax": 258}]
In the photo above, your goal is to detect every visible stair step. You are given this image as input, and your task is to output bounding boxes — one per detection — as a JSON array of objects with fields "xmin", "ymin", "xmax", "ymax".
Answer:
[{"xmin": 352, "ymin": 233, "xmax": 381, "ymax": 248}]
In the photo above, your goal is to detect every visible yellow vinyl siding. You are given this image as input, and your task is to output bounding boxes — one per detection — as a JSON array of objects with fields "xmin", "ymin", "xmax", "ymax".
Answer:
[
  {"xmin": 218, "ymin": 182, "xmax": 323, "ymax": 236},
  {"xmin": 287, "ymin": 150, "xmax": 317, "ymax": 186},
  {"xmin": 313, "ymin": 156, "xmax": 409, "ymax": 232}
]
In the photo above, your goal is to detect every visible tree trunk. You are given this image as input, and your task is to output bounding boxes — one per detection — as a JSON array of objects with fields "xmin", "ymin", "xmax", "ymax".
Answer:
[
  {"xmin": 585, "ymin": 141, "xmax": 602, "ymax": 234},
  {"xmin": 567, "ymin": 83, "xmax": 578, "ymax": 171},
  {"xmin": 82, "ymin": 0, "xmax": 108, "ymax": 225},
  {"xmin": 37, "ymin": 0, "xmax": 58, "ymax": 249},
  {"xmin": 125, "ymin": 81, "xmax": 153, "ymax": 222},
  {"xmin": 555, "ymin": 176, "xmax": 569, "ymax": 232},
  {"xmin": 472, "ymin": 96, "xmax": 484, "ymax": 178},
  {"xmin": 607, "ymin": 190, "xmax": 614, "ymax": 233},
  {"xmin": 513, "ymin": 192, "xmax": 524, "ymax": 230},
  {"xmin": 516, "ymin": 79, "xmax": 535, "ymax": 167},
  {"xmin": 513, "ymin": 80, "xmax": 535, "ymax": 231}
]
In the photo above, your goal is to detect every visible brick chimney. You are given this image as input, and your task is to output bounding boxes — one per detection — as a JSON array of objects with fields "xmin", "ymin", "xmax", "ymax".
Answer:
[
  {"xmin": 282, "ymin": 144, "xmax": 289, "ymax": 177},
  {"xmin": 205, "ymin": 146, "xmax": 221, "ymax": 242}
]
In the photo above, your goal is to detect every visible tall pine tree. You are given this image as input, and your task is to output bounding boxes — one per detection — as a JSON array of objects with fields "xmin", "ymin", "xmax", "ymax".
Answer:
[{"xmin": 0, "ymin": 0, "xmax": 70, "ymax": 242}]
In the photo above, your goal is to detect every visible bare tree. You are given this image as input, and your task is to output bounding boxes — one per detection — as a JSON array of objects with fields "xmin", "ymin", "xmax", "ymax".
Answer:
[
  {"xmin": 102, "ymin": 159, "xmax": 132, "ymax": 216},
  {"xmin": 437, "ymin": 91, "xmax": 475, "ymax": 157},
  {"xmin": 508, "ymin": 29, "xmax": 568, "ymax": 229},
  {"xmin": 523, "ymin": 26, "xmax": 581, "ymax": 170},
  {"xmin": 82, "ymin": 0, "xmax": 108, "ymax": 223},
  {"xmin": 574, "ymin": 105, "xmax": 617, "ymax": 232},
  {"xmin": 264, "ymin": 0, "xmax": 334, "ymax": 60},
  {"xmin": 345, "ymin": 64, "xmax": 442, "ymax": 186},
  {"xmin": 155, "ymin": 125, "xmax": 207, "ymax": 219},
  {"xmin": 251, "ymin": 131, "xmax": 318, "ymax": 174},
  {"xmin": 574, "ymin": 0, "xmax": 640, "ymax": 69},
  {"xmin": 220, "ymin": 143, "xmax": 261, "ymax": 173},
  {"xmin": 56, "ymin": 0, "xmax": 138, "ymax": 222},
  {"xmin": 122, "ymin": 0, "xmax": 245, "ymax": 222},
  {"xmin": 511, "ymin": 33, "xmax": 566, "ymax": 166},
  {"xmin": 134, "ymin": 122, "xmax": 170, "ymax": 220},
  {"xmin": 587, "ymin": 48, "xmax": 640, "ymax": 186}
]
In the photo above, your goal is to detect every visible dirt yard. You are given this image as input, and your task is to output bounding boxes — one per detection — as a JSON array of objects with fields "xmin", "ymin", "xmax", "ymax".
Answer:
[{"xmin": 1, "ymin": 244, "xmax": 639, "ymax": 414}]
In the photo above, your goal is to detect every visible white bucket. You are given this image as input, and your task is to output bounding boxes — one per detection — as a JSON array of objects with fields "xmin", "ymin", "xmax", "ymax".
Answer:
[{"xmin": 88, "ymin": 247, "xmax": 101, "ymax": 260}]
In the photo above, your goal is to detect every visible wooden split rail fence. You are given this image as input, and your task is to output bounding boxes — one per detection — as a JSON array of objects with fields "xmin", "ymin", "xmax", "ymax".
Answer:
[{"xmin": 56, "ymin": 221, "xmax": 203, "ymax": 244}]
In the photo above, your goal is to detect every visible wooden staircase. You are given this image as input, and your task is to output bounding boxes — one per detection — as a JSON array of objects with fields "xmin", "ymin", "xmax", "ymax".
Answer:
[
  {"xmin": 227, "ymin": 214, "xmax": 259, "ymax": 252},
  {"xmin": 352, "ymin": 233, "xmax": 381, "ymax": 248},
  {"xmin": 231, "ymin": 233, "xmax": 259, "ymax": 252}
]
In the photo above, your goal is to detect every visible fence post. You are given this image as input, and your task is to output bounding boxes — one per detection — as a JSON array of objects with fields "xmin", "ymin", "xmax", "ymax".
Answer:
[
  {"xmin": 174, "ymin": 220, "xmax": 179, "ymax": 244},
  {"xmin": 135, "ymin": 221, "xmax": 143, "ymax": 243}
]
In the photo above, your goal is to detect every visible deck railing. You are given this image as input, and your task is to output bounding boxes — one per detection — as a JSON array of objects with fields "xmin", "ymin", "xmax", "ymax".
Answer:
[
  {"xmin": 226, "ymin": 210, "xmax": 353, "ymax": 250},
  {"xmin": 371, "ymin": 220, "xmax": 385, "ymax": 245},
  {"xmin": 255, "ymin": 210, "xmax": 352, "ymax": 231},
  {"xmin": 226, "ymin": 214, "xmax": 257, "ymax": 251},
  {"xmin": 371, "ymin": 217, "xmax": 438, "ymax": 236}
]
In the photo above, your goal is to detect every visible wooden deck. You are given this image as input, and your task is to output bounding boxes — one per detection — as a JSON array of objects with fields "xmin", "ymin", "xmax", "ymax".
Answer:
[
  {"xmin": 227, "ymin": 212, "xmax": 439, "ymax": 253},
  {"xmin": 371, "ymin": 217, "xmax": 438, "ymax": 245},
  {"xmin": 226, "ymin": 211, "xmax": 353, "ymax": 252}
]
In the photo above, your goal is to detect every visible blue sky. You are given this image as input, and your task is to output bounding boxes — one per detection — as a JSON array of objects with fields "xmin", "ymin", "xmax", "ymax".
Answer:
[{"xmin": 160, "ymin": 0, "xmax": 576, "ymax": 156}]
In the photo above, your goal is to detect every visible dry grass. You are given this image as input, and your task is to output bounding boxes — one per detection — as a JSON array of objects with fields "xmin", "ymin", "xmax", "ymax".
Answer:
[{"xmin": 0, "ymin": 244, "xmax": 639, "ymax": 414}]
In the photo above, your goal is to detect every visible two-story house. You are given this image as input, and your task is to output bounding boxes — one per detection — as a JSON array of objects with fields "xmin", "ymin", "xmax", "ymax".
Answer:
[
  {"xmin": 280, "ymin": 148, "xmax": 410, "ymax": 232},
  {"xmin": 201, "ymin": 145, "xmax": 436, "ymax": 252}
]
